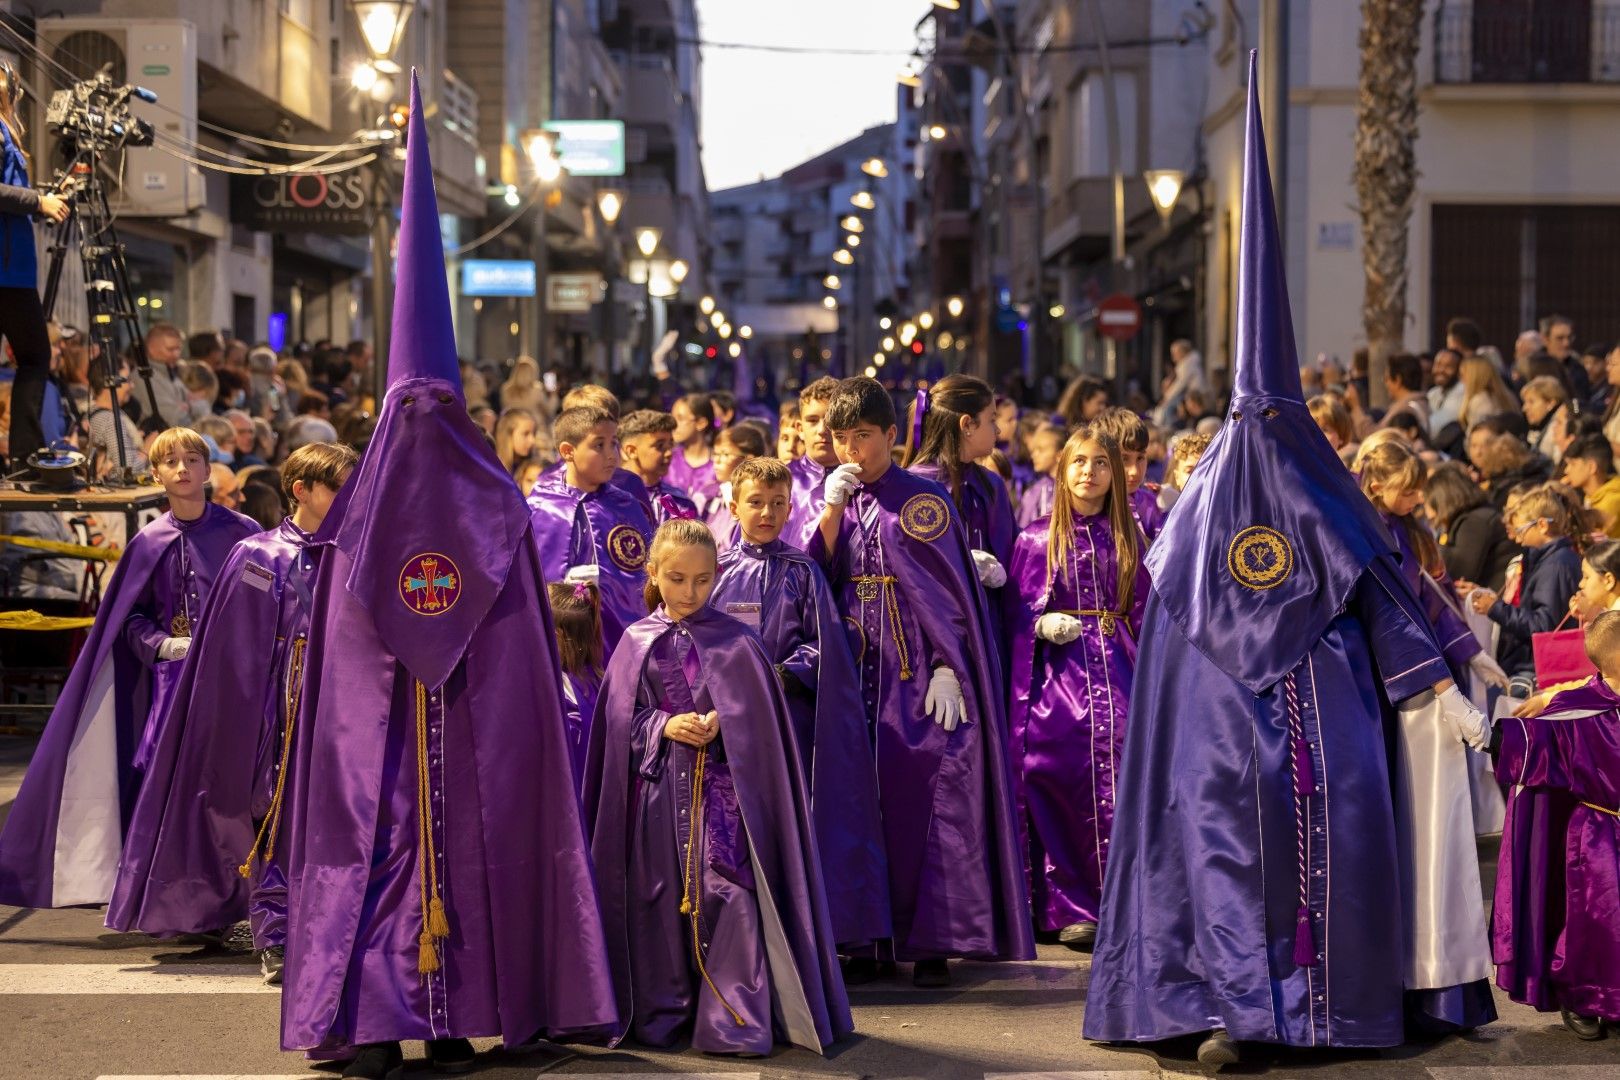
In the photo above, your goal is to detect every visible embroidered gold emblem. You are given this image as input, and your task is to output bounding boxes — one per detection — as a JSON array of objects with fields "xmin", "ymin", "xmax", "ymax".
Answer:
[
  {"xmin": 169, "ymin": 613, "xmax": 190, "ymax": 636},
  {"xmin": 899, "ymin": 493, "xmax": 950, "ymax": 543},
  {"xmin": 605, "ymin": 524, "xmax": 648, "ymax": 572},
  {"xmin": 1228, "ymin": 526, "xmax": 1294, "ymax": 591}
]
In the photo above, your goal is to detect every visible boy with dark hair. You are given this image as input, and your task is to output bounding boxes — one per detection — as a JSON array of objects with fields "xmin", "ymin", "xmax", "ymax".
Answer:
[
  {"xmin": 811, "ymin": 376, "xmax": 1033, "ymax": 987},
  {"xmin": 1091, "ymin": 407, "xmax": 1167, "ymax": 542},
  {"xmin": 1562, "ymin": 434, "xmax": 1620, "ymax": 538},
  {"xmin": 619, "ymin": 408, "xmax": 697, "ymax": 525},
  {"xmin": 534, "ymin": 384, "xmax": 650, "ymax": 512},
  {"xmin": 784, "ymin": 376, "xmax": 843, "ymax": 550},
  {"xmin": 0, "ymin": 428, "xmax": 259, "ymax": 910},
  {"xmin": 529, "ymin": 405, "xmax": 654, "ymax": 649},
  {"xmin": 109, "ymin": 441, "xmax": 358, "ymax": 984}
]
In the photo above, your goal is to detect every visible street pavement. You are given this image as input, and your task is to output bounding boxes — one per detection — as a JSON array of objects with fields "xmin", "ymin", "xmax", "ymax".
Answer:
[{"xmin": 3, "ymin": 735, "xmax": 1620, "ymax": 1079}]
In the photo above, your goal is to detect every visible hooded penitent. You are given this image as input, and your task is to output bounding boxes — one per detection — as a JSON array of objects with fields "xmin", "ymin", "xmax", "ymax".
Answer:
[
  {"xmin": 274, "ymin": 72, "xmax": 617, "ymax": 1053},
  {"xmin": 1082, "ymin": 54, "xmax": 1489, "ymax": 1050}
]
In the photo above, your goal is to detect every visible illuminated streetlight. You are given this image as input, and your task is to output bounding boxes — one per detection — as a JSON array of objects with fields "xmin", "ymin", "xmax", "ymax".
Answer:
[
  {"xmin": 699, "ymin": 295, "xmax": 715, "ymax": 315},
  {"xmin": 918, "ymin": 311, "xmax": 934, "ymax": 330},
  {"xmin": 823, "ymin": 296, "xmax": 838, "ymax": 310},
  {"xmin": 502, "ymin": 184, "xmax": 520, "ymax": 207},
  {"xmin": 879, "ymin": 317, "xmax": 893, "ymax": 330},
  {"xmin": 850, "ymin": 191, "xmax": 875, "ymax": 210},
  {"xmin": 882, "ymin": 336, "xmax": 896, "ymax": 352},
  {"xmin": 861, "ymin": 157, "xmax": 888, "ymax": 178},
  {"xmin": 938, "ymin": 330, "xmax": 955, "ymax": 349},
  {"xmin": 874, "ymin": 354, "xmax": 887, "ymax": 367},
  {"xmin": 738, "ymin": 325, "xmax": 753, "ymax": 339},
  {"xmin": 1144, "ymin": 169, "xmax": 1186, "ymax": 224},
  {"xmin": 832, "ymin": 248, "xmax": 854, "ymax": 266},
  {"xmin": 728, "ymin": 342, "xmax": 741, "ymax": 358},
  {"xmin": 841, "ymin": 215, "xmax": 864, "ymax": 233},
  {"xmin": 524, "ymin": 130, "xmax": 562, "ymax": 183},
  {"xmin": 349, "ymin": 0, "xmax": 416, "ymax": 73},
  {"xmin": 1049, "ymin": 303, "xmax": 1066, "ymax": 319},
  {"xmin": 597, "ymin": 189, "xmax": 624, "ymax": 224},
  {"xmin": 718, "ymin": 322, "xmax": 733, "ymax": 339},
  {"xmin": 864, "ymin": 365, "xmax": 877, "ymax": 377},
  {"xmin": 927, "ymin": 124, "xmax": 947, "ymax": 141},
  {"xmin": 351, "ymin": 61, "xmax": 380, "ymax": 93},
  {"xmin": 899, "ymin": 322, "xmax": 917, "ymax": 345},
  {"xmin": 635, "ymin": 227, "xmax": 662, "ymax": 258},
  {"xmin": 669, "ymin": 259, "xmax": 689, "ymax": 284},
  {"xmin": 823, "ymin": 274, "xmax": 841, "ymax": 290},
  {"xmin": 946, "ymin": 295, "xmax": 965, "ymax": 318},
  {"xmin": 846, "ymin": 234, "xmax": 861, "ymax": 248}
]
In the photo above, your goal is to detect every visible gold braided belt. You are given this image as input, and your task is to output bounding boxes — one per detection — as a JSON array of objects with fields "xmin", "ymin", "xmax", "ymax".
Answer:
[
  {"xmin": 851, "ymin": 574, "xmax": 912, "ymax": 681},
  {"xmin": 1581, "ymin": 802, "xmax": 1620, "ymax": 817},
  {"xmin": 1053, "ymin": 608, "xmax": 1124, "ymax": 637}
]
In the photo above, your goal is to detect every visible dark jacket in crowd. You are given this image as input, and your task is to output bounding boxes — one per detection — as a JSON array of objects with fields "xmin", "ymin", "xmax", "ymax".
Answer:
[
  {"xmin": 1488, "ymin": 535, "xmax": 1582, "ymax": 679},
  {"xmin": 1440, "ymin": 504, "xmax": 1519, "ymax": 593},
  {"xmin": 1485, "ymin": 457, "xmax": 1554, "ymax": 511}
]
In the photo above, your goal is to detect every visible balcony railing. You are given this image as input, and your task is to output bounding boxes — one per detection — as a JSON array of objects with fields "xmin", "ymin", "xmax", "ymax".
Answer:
[
  {"xmin": 442, "ymin": 68, "xmax": 479, "ymax": 148},
  {"xmin": 1435, "ymin": 0, "xmax": 1620, "ymax": 83}
]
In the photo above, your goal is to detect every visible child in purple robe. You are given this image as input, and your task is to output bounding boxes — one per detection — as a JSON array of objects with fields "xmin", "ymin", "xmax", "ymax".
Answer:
[
  {"xmin": 0, "ymin": 427, "xmax": 259, "ymax": 910},
  {"xmin": 704, "ymin": 423, "xmax": 765, "ymax": 554},
  {"xmin": 1016, "ymin": 422, "xmax": 1064, "ymax": 528},
  {"xmin": 669, "ymin": 392, "xmax": 720, "ymax": 510},
  {"xmin": 812, "ymin": 376, "xmax": 1034, "ymax": 988},
  {"xmin": 532, "ymin": 385, "xmax": 651, "ymax": 514},
  {"xmin": 585, "ymin": 519, "xmax": 851, "ymax": 1055},
  {"xmin": 621, "ymin": 409, "xmax": 699, "ymax": 525},
  {"xmin": 710, "ymin": 456, "xmax": 890, "ymax": 949},
  {"xmin": 107, "ymin": 442, "xmax": 357, "ymax": 985},
  {"xmin": 528, "ymin": 405, "xmax": 655, "ymax": 650},
  {"xmin": 1007, "ymin": 425, "xmax": 1148, "ymax": 950},
  {"xmin": 1092, "ymin": 408, "xmax": 1166, "ymax": 544},
  {"xmin": 548, "ymin": 579, "xmax": 605, "ymax": 793},
  {"xmin": 1494, "ymin": 609, "xmax": 1620, "ymax": 1039},
  {"xmin": 783, "ymin": 377, "xmax": 842, "ymax": 551},
  {"xmin": 777, "ymin": 400, "xmax": 802, "ymax": 461}
]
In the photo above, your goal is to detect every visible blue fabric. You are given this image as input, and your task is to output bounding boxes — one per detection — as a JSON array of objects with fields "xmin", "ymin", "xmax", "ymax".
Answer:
[
  {"xmin": 0, "ymin": 121, "xmax": 35, "ymax": 288},
  {"xmin": 1489, "ymin": 537, "xmax": 1581, "ymax": 679}
]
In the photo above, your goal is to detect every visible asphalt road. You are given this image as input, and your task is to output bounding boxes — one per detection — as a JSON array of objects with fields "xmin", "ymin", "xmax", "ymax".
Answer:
[{"xmin": 2, "ymin": 735, "xmax": 1619, "ymax": 1080}]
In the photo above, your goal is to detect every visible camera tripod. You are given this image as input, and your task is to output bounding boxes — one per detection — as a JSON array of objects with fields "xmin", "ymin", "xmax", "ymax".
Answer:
[{"xmin": 40, "ymin": 145, "xmax": 155, "ymax": 487}]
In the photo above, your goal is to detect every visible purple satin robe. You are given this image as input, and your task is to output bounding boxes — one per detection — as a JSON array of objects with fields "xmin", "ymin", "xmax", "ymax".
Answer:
[
  {"xmin": 783, "ymin": 454, "xmax": 829, "ymax": 551},
  {"xmin": 1006, "ymin": 513, "xmax": 1149, "ymax": 930},
  {"xmin": 1383, "ymin": 511, "xmax": 1482, "ymax": 677},
  {"xmin": 910, "ymin": 461, "xmax": 1018, "ymax": 676},
  {"xmin": 1497, "ymin": 678, "xmax": 1620, "ymax": 1021},
  {"xmin": 711, "ymin": 538, "xmax": 891, "ymax": 947},
  {"xmin": 527, "ymin": 475, "xmax": 655, "ymax": 651},
  {"xmin": 644, "ymin": 479, "xmax": 698, "ymax": 526},
  {"xmin": 562, "ymin": 668, "xmax": 602, "ymax": 793},
  {"xmin": 704, "ymin": 491, "xmax": 740, "ymax": 554},
  {"xmin": 108, "ymin": 518, "xmax": 324, "ymax": 949},
  {"xmin": 810, "ymin": 464, "xmax": 1034, "ymax": 962},
  {"xmin": 1129, "ymin": 485, "xmax": 1166, "ymax": 544},
  {"xmin": 536, "ymin": 461, "xmax": 653, "ymax": 519},
  {"xmin": 667, "ymin": 447, "xmax": 719, "ymax": 509},
  {"xmin": 1016, "ymin": 474, "xmax": 1055, "ymax": 529},
  {"xmin": 0, "ymin": 502, "xmax": 258, "ymax": 909},
  {"xmin": 584, "ymin": 606, "xmax": 851, "ymax": 1054}
]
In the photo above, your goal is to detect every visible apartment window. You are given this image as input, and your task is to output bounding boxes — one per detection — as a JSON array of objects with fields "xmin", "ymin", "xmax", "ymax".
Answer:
[
  {"xmin": 1072, "ymin": 71, "xmax": 1137, "ymax": 179},
  {"xmin": 281, "ymin": 0, "xmax": 315, "ymax": 29}
]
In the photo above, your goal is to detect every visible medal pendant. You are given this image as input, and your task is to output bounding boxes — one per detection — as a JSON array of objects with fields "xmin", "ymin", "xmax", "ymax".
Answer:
[{"xmin": 170, "ymin": 613, "xmax": 191, "ymax": 636}]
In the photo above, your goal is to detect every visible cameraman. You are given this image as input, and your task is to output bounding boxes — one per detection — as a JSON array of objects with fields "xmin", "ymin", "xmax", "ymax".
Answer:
[{"xmin": 0, "ymin": 62, "xmax": 69, "ymax": 471}]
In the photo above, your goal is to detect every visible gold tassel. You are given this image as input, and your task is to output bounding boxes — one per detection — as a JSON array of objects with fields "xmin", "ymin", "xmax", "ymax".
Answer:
[
  {"xmin": 417, "ymin": 929, "xmax": 440, "ymax": 974},
  {"xmin": 237, "ymin": 638, "xmax": 308, "ymax": 881},
  {"xmin": 427, "ymin": 896, "xmax": 450, "ymax": 939}
]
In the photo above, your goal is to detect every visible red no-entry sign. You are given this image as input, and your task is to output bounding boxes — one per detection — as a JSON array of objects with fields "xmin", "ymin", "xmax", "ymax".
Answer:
[{"xmin": 1097, "ymin": 293, "xmax": 1142, "ymax": 341}]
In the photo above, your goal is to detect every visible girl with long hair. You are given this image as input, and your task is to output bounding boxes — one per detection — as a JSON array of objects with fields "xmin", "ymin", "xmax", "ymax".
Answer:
[
  {"xmin": 1459, "ymin": 356, "xmax": 1519, "ymax": 431},
  {"xmin": 584, "ymin": 519, "xmax": 850, "ymax": 1055},
  {"xmin": 548, "ymin": 580, "xmax": 604, "ymax": 792},
  {"xmin": 493, "ymin": 406, "xmax": 538, "ymax": 481},
  {"xmin": 1005, "ymin": 426, "xmax": 1148, "ymax": 949}
]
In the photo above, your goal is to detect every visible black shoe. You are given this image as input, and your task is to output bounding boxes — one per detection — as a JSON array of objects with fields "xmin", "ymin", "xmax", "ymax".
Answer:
[
  {"xmin": 1058, "ymin": 921, "xmax": 1098, "ymax": 950},
  {"xmin": 912, "ymin": 958, "xmax": 951, "ymax": 988},
  {"xmin": 259, "ymin": 946, "xmax": 285, "ymax": 986},
  {"xmin": 1561, "ymin": 1006, "xmax": 1607, "ymax": 1040},
  {"xmin": 842, "ymin": 956, "xmax": 881, "ymax": 986},
  {"xmin": 1196, "ymin": 1028, "xmax": 1239, "ymax": 1071},
  {"xmin": 342, "ymin": 1042, "xmax": 403, "ymax": 1080},
  {"xmin": 426, "ymin": 1037, "xmax": 477, "ymax": 1073}
]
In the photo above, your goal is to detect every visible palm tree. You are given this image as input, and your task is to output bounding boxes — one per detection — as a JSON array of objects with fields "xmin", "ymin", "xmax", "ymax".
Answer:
[{"xmin": 1354, "ymin": 0, "xmax": 1424, "ymax": 408}]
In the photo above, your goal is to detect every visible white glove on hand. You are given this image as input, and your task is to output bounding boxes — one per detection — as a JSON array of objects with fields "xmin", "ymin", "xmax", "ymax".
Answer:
[
  {"xmin": 823, "ymin": 462, "xmax": 862, "ymax": 507},
  {"xmin": 1438, "ymin": 685, "xmax": 1491, "ymax": 751},
  {"xmin": 971, "ymin": 549, "xmax": 1008, "ymax": 589},
  {"xmin": 1035, "ymin": 612, "xmax": 1083, "ymax": 644},
  {"xmin": 563, "ymin": 564, "xmax": 600, "ymax": 586},
  {"xmin": 924, "ymin": 667, "xmax": 966, "ymax": 732},
  {"xmin": 157, "ymin": 636, "xmax": 190, "ymax": 662},
  {"xmin": 1469, "ymin": 652, "xmax": 1511, "ymax": 691}
]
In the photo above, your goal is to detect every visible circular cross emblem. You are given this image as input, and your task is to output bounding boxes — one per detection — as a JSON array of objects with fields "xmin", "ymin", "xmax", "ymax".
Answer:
[
  {"xmin": 1228, "ymin": 526, "xmax": 1294, "ymax": 591},
  {"xmin": 606, "ymin": 525, "xmax": 648, "ymax": 572},
  {"xmin": 900, "ymin": 493, "xmax": 951, "ymax": 543},
  {"xmin": 399, "ymin": 552, "xmax": 463, "ymax": 616}
]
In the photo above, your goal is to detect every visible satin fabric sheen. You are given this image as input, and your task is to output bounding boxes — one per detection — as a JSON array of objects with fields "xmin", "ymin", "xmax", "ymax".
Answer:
[
  {"xmin": 910, "ymin": 462, "xmax": 1017, "ymax": 675},
  {"xmin": 0, "ymin": 503, "xmax": 257, "ymax": 908},
  {"xmin": 645, "ymin": 480, "xmax": 698, "ymax": 526},
  {"xmin": 784, "ymin": 455, "xmax": 829, "ymax": 552},
  {"xmin": 108, "ymin": 518, "xmax": 326, "ymax": 948},
  {"xmin": 1130, "ymin": 486, "xmax": 1166, "ymax": 544},
  {"xmin": 811, "ymin": 465, "xmax": 1034, "ymax": 962},
  {"xmin": 1497, "ymin": 678, "xmax": 1620, "ymax": 1021},
  {"xmin": 667, "ymin": 449, "xmax": 719, "ymax": 509},
  {"xmin": 527, "ymin": 474, "xmax": 656, "ymax": 650},
  {"xmin": 584, "ymin": 606, "xmax": 851, "ymax": 1053},
  {"xmin": 1016, "ymin": 474, "xmax": 1054, "ymax": 529},
  {"xmin": 711, "ymin": 538, "xmax": 892, "ymax": 947},
  {"xmin": 1006, "ymin": 512, "xmax": 1148, "ymax": 930}
]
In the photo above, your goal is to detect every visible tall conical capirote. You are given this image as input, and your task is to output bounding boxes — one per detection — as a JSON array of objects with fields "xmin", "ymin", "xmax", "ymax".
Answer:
[
  {"xmin": 1230, "ymin": 50, "xmax": 1301, "ymax": 404},
  {"xmin": 386, "ymin": 70, "xmax": 461, "ymax": 390}
]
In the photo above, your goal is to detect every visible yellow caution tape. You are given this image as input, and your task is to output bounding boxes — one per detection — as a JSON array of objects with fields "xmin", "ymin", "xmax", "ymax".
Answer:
[
  {"xmin": 0, "ymin": 610, "xmax": 96, "ymax": 631},
  {"xmin": 0, "ymin": 534, "xmax": 119, "ymax": 561}
]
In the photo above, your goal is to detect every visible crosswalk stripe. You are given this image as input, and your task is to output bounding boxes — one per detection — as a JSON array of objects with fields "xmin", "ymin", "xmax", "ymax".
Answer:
[{"xmin": 0, "ymin": 963, "xmax": 274, "ymax": 994}]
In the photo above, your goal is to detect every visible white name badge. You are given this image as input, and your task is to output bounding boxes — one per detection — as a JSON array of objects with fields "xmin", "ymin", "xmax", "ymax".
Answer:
[{"xmin": 724, "ymin": 602, "xmax": 762, "ymax": 629}]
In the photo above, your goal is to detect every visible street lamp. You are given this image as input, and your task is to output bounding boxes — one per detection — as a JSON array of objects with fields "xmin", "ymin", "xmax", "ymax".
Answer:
[
  {"xmin": 918, "ymin": 311, "xmax": 934, "ymax": 330},
  {"xmin": 926, "ymin": 124, "xmax": 947, "ymax": 141},
  {"xmin": 350, "ymin": 0, "xmax": 416, "ymax": 71},
  {"xmin": 739, "ymin": 325, "xmax": 753, "ymax": 339},
  {"xmin": 823, "ymin": 296, "xmax": 838, "ymax": 310},
  {"xmin": 635, "ymin": 227, "xmax": 662, "ymax": 258},
  {"xmin": 841, "ymin": 215, "xmax": 864, "ymax": 233},
  {"xmin": 850, "ymin": 191, "xmax": 875, "ymax": 210},
  {"xmin": 728, "ymin": 342, "xmax": 742, "ymax": 358},
  {"xmin": 946, "ymin": 295, "xmax": 965, "ymax": 318},
  {"xmin": 597, "ymin": 188, "xmax": 625, "ymax": 225},
  {"xmin": 833, "ymin": 248, "xmax": 854, "ymax": 266},
  {"xmin": 669, "ymin": 259, "xmax": 689, "ymax": 285},
  {"xmin": 823, "ymin": 274, "xmax": 841, "ymax": 290},
  {"xmin": 524, "ymin": 130, "xmax": 562, "ymax": 183},
  {"xmin": 882, "ymin": 336, "xmax": 896, "ymax": 352},
  {"xmin": 1145, "ymin": 169, "xmax": 1186, "ymax": 228},
  {"xmin": 699, "ymin": 295, "xmax": 716, "ymax": 315},
  {"xmin": 846, "ymin": 234, "xmax": 861, "ymax": 248},
  {"xmin": 861, "ymin": 157, "xmax": 888, "ymax": 178},
  {"xmin": 718, "ymin": 322, "xmax": 733, "ymax": 339}
]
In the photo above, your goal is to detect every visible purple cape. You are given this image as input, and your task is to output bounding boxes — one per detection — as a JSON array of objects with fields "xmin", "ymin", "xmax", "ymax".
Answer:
[
  {"xmin": 783, "ymin": 455, "xmax": 829, "ymax": 551},
  {"xmin": 0, "ymin": 502, "xmax": 258, "ymax": 909},
  {"xmin": 1016, "ymin": 474, "xmax": 1055, "ymax": 529},
  {"xmin": 812, "ymin": 464, "xmax": 1034, "ymax": 961},
  {"xmin": 583, "ymin": 605, "xmax": 851, "ymax": 1052},
  {"xmin": 911, "ymin": 461, "xmax": 1017, "ymax": 675},
  {"xmin": 645, "ymin": 479, "xmax": 698, "ymax": 526},
  {"xmin": 711, "ymin": 538, "xmax": 891, "ymax": 946},
  {"xmin": 277, "ymin": 71, "xmax": 617, "ymax": 1052},
  {"xmin": 527, "ymin": 474, "xmax": 655, "ymax": 651},
  {"xmin": 107, "ymin": 519, "xmax": 326, "ymax": 941}
]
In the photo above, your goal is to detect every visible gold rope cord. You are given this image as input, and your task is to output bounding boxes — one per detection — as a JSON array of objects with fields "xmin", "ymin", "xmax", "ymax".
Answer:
[
  {"xmin": 0, "ymin": 610, "xmax": 96, "ymax": 631},
  {"xmin": 0, "ymin": 534, "xmax": 119, "ymax": 561},
  {"xmin": 238, "ymin": 637, "xmax": 308, "ymax": 878},
  {"xmin": 676, "ymin": 744, "xmax": 746, "ymax": 1028},
  {"xmin": 853, "ymin": 575, "xmax": 912, "ymax": 681},
  {"xmin": 415, "ymin": 680, "xmax": 450, "ymax": 973}
]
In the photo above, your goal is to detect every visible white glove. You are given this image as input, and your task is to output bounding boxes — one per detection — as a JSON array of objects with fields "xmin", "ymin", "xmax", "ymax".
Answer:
[
  {"xmin": 563, "ymin": 564, "xmax": 600, "ymax": 586},
  {"xmin": 971, "ymin": 549, "xmax": 1007, "ymax": 589},
  {"xmin": 157, "ymin": 636, "xmax": 190, "ymax": 662},
  {"xmin": 924, "ymin": 667, "xmax": 966, "ymax": 732},
  {"xmin": 1035, "ymin": 613, "xmax": 1083, "ymax": 644},
  {"xmin": 1438, "ymin": 685, "xmax": 1491, "ymax": 751},
  {"xmin": 1469, "ymin": 652, "xmax": 1510, "ymax": 691},
  {"xmin": 822, "ymin": 462, "xmax": 862, "ymax": 507}
]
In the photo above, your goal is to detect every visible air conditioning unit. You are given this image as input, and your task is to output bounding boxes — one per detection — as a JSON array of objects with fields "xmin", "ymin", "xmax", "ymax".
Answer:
[{"xmin": 34, "ymin": 18, "xmax": 203, "ymax": 218}]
